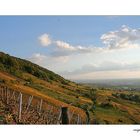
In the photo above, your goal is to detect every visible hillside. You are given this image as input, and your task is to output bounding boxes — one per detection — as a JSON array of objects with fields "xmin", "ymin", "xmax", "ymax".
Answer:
[
  {"xmin": 0, "ymin": 52, "xmax": 91, "ymax": 124},
  {"xmin": 0, "ymin": 52, "xmax": 140, "ymax": 124}
]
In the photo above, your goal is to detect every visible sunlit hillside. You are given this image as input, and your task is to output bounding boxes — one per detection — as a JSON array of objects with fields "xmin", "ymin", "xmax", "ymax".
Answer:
[{"xmin": 0, "ymin": 52, "xmax": 140, "ymax": 124}]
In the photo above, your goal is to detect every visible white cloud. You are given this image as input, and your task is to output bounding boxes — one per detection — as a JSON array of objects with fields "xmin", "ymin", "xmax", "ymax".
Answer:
[
  {"xmin": 100, "ymin": 25, "xmax": 140, "ymax": 50},
  {"xmin": 65, "ymin": 70, "xmax": 140, "ymax": 80},
  {"xmin": 53, "ymin": 40, "xmax": 100, "ymax": 56},
  {"xmin": 61, "ymin": 61, "xmax": 140, "ymax": 76},
  {"xmin": 38, "ymin": 34, "xmax": 52, "ymax": 47},
  {"xmin": 29, "ymin": 53, "xmax": 69, "ymax": 72},
  {"xmin": 29, "ymin": 53, "xmax": 47, "ymax": 65},
  {"xmin": 38, "ymin": 34, "xmax": 100, "ymax": 56},
  {"xmin": 38, "ymin": 25, "xmax": 140, "ymax": 57},
  {"xmin": 35, "ymin": 25, "xmax": 140, "ymax": 80},
  {"xmin": 55, "ymin": 40, "xmax": 76, "ymax": 51},
  {"xmin": 55, "ymin": 40, "xmax": 93, "ymax": 52}
]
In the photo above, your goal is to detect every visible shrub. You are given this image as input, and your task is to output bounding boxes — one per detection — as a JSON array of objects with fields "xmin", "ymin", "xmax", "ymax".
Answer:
[
  {"xmin": 61, "ymin": 80, "xmax": 69, "ymax": 85},
  {"xmin": 100, "ymin": 101, "xmax": 113, "ymax": 108},
  {"xmin": 23, "ymin": 65, "xmax": 33, "ymax": 73}
]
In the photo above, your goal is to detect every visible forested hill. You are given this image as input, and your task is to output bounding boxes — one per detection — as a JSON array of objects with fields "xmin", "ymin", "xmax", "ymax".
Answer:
[{"xmin": 0, "ymin": 52, "xmax": 69, "ymax": 84}]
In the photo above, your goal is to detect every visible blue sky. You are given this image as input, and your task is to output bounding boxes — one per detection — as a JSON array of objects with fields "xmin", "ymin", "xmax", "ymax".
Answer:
[
  {"xmin": 1, "ymin": 16, "xmax": 140, "ymax": 80},
  {"xmin": 0, "ymin": 16, "xmax": 140, "ymax": 57}
]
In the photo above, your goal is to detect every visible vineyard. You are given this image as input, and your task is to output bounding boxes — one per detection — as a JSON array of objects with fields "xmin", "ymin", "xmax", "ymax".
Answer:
[
  {"xmin": 2, "ymin": 51, "xmax": 140, "ymax": 124},
  {"xmin": 0, "ymin": 84, "xmax": 85, "ymax": 124}
]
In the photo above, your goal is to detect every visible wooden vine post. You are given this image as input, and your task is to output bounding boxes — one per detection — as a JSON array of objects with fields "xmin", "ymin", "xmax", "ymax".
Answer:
[
  {"xmin": 57, "ymin": 109, "xmax": 62, "ymax": 124},
  {"xmin": 18, "ymin": 92, "xmax": 23, "ymax": 122},
  {"xmin": 77, "ymin": 114, "xmax": 80, "ymax": 124},
  {"xmin": 61, "ymin": 107, "xmax": 69, "ymax": 124},
  {"xmin": 26, "ymin": 95, "xmax": 33, "ymax": 112},
  {"xmin": 39, "ymin": 99, "xmax": 43, "ymax": 113}
]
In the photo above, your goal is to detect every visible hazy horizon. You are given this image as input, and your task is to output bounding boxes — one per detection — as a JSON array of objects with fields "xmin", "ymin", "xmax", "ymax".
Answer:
[
  {"xmin": 75, "ymin": 78, "xmax": 140, "ymax": 89},
  {"xmin": 73, "ymin": 77, "xmax": 140, "ymax": 83}
]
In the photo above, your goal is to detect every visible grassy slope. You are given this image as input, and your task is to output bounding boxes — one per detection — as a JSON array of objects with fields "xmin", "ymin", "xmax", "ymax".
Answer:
[
  {"xmin": 90, "ymin": 89, "xmax": 140, "ymax": 124},
  {"xmin": 0, "ymin": 71, "xmax": 87, "ymax": 121},
  {"xmin": 1, "ymin": 52, "xmax": 140, "ymax": 124}
]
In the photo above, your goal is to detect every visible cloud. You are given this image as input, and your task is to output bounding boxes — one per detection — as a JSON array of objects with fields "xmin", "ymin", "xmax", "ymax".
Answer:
[
  {"xmin": 38, "ymin": 25, "xmax": 140, "ymax": 57},
  {"xmin": 55, "ymin": 40, "xmax": 76, "ymax": 51},
  {"xmin": 65, "ymin": 70, "xmax": 140, "ymax": 80},
  {"xmin": 55, "ymin": 40, "xmax": 93, "ymax": 53},
  {"xmin": 30, "ymin": 26, "xmax": 140, "ymax": 80},
  {"xmin": 29, "ymin": 53, "xmax": 69, "ymax": 69},
  {"xmin": 29, "ymin": 53, "xmax": 47, "ymax": 65},
  {"xmin": 100, "ymin": 25, "xmax": 140, "ymax": 50},
  {"xmin": 52, "ymin": 40, "xmax": 98, "ymax": 56},
  {"xmin": 38, "ymin": 34, "xmax": 101, "ymax": 57},
  {"xmin": 38, "ymin": 34, "xmax": 52, "ymax": 47},
  {"xmin": 61, "ymin": 61, "xmax": 140, "ymax": 76}
]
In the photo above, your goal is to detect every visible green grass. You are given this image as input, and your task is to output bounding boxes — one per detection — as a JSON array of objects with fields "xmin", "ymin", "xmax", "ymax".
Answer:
[
  {"xmin": 94, "ymin": 105, "xmax": 134, "ymax": 124},
  {"xmin": 26, "ymin": 82, "xmax": 83, "ymax": 107}
]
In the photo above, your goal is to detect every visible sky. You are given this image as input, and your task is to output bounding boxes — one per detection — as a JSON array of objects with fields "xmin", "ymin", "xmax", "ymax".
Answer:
[{"xmin": 1, "ymin": 16, "xmax": 140, "ymax": 80}]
